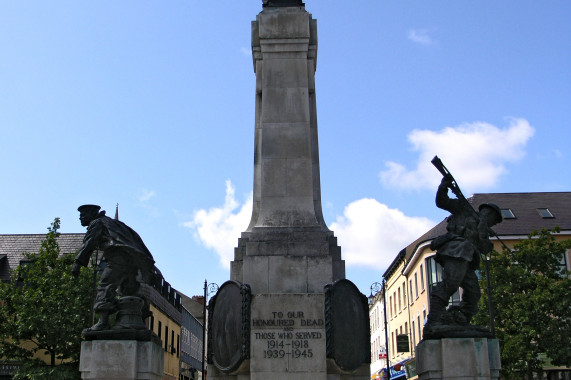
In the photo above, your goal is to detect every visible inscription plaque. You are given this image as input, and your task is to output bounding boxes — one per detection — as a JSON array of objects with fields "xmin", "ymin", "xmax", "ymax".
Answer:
[{"xmin": 250, "ymin": 294, "xmax": 326, "ymax": 374}]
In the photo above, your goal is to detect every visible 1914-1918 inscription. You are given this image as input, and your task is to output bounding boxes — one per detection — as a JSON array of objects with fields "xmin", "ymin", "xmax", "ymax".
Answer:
[
  {"xmin": 253, "ymin": 310, "xmax": 323, "ymax": 360},
  {"xmin": 250, "ymin": 294, "xmax": 326, "ymax": 373}
]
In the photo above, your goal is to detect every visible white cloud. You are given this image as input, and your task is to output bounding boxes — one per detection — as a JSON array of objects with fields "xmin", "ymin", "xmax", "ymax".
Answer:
[
  {"xmin": 184, "ymin": 180, "xmax": 252, "ymax": 269},
  {"xmin": 380, "ymin": 118, "xmax": 535, "ymax": 194},
  {"xmin": 240, "ymin": 47, "xmax": 251, "ymax": 57},
  {"xmin": 186, "ymin": 184, "xmax": 434, "ymax": 272},
  {"xmin": 408, "ymin": 29, "xmax": 436, "ymax": 46},
  {"xmin": 137, "ymin": 189, "xmax": 156, "ymax": 202},
  {"xmin": 331, "ymin": 198, "xmax": 435, "ymax": 270}
]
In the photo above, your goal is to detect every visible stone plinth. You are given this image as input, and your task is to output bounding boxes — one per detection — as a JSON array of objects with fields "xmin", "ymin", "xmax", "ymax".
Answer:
[
  {"xmin": 209, "ymin": 293, "xmax": 369, "ymax": 380},
  {"xmin": 79, "ymin": 340, "xmax": 164, "ymax": 380},
  {"xmin": 417, "ymin": 338, "xmax": 501, "ymax": 380}
]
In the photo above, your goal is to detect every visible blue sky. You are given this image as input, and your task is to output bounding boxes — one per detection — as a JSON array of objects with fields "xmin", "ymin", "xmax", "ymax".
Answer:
[{"xmin": 1, "ymin": 1, "xmax": 569, "ymax": 298}]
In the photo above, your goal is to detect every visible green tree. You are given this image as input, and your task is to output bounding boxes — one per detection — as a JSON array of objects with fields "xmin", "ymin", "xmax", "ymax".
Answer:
[
  {"xmin": 0, "ymin": 218, "xmax": 93, "ymax": 380},
  {"xmin": 475, "ymin": 227, "xmax": 571, "ymax": 379}
]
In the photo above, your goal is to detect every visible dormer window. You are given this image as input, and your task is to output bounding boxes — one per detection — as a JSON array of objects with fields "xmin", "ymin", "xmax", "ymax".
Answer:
[
  {"xmin": 537, "ymin": 208, "xmax": 554, "ymax": 218},
  {"xmin": 501, "ymin": 209, "xmax": 516, "ymax": 219}
]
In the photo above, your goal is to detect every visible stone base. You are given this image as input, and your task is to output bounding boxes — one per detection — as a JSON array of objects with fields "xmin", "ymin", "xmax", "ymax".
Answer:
[
  {"xmin": 417, "ymin": 338, "xmax": 501, "ymax": 380},
  {"xmin": 79, "ymin": 340, "xmax": 164, "ymax": 380},
  {"xmin": 208, "ymin": 293, "xmax": 369, "ymax": 380}
]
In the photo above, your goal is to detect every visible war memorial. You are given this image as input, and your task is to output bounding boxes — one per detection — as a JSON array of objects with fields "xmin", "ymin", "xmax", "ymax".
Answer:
[{"xmin": 76, "ymin": 1, "xmax": 502, "ymax": 379}]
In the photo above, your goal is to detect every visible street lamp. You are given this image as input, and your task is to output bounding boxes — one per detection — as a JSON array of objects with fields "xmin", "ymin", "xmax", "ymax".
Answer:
[
  {"xmin": 370, "ymin": 281, "xmax": 390, "ymax": 379},
  {"xmin": 369, "ymin": 282, "xmax": 382, "ymax": 302},
  {"xmin": 483, "ymin": 253, "xmax": 495, "ymax": 336},
  {"xmin": 202, "ymin": 280, "xmax": 219, "ymax": 380},
  {"xmin": 382, "ymin": 279, "xmax": 391, "ymax": 380}
]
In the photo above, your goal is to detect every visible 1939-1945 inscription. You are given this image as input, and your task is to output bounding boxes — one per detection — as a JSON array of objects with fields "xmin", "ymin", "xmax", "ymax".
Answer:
[{"xmin": 252, "ymin": 310, "xmax": 324, "ymax": 361}]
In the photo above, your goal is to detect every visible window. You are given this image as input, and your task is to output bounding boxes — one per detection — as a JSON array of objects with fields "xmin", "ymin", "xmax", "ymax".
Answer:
[
  {"xmin": 426, "ymin": 256, "xmax": 461, "ymax": 306},
  {"xmin": 417, "ymin": 315, "xmax": 421, "ymax": 340},
  {"xmin": 412, "ymin": 321, "xmax": 416, "ymax": 347},
  {"xmin": 402, "ymin": 282, "xmax": 407, "ymax": 306},
  {"xmin": 501, "ymin": 208, "xmax": 516, "ymax": 219},
  {"xmin": 420, "ymin": 264, "xmax": 425, "ymax": 291},
  {"xmin": 165, "ymin": 326, "xmax": 169, "ymax": 351},
  {"xmin": 391, "ymin": 332, "xmax": 395, "ymax": 358},
  {"xmin": 158, "ymin": 321, "xmax": 162, "ymax": 338},
  {"xmin": 389, "ymin": 296, "xmax": 393, "ymax": 318},
  {"xmin": 559, "ymin": 250, "xmax": 570, "ymax": 274},
  {"xmin": 409, "ymin": 280, "xmax": 414, "ymax": 305},
  {"xmin": 414, "ymin": 272, "xmax": 419, "ymax": 298},
  {"xmin": 398, "ymin": 288, "xmax": 401, "ymax": 311},
  {"xmin": 537, "ymin": 208, "xmax": 554, "ymax": 218}
]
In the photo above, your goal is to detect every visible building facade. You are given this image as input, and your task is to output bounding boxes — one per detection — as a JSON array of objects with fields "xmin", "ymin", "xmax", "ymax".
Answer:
[
  {"xmin": 369, "ymin": 291, "xmax": 388, "ymax": 379},
  {"xmin": 379, "ymin": 192, "xmax": 571, "ymax": 379},
  {"xmin": 0, "ymin": 232, "xmax": 203, "ymax": 380}
]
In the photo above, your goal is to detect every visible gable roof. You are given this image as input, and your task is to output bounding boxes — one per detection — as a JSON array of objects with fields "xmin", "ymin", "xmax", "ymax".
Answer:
[
  {"xmin": 398, "ymin": 192, "xmax": 571, "ymax": 275},
  {"xmin": 0, "ymin": 233, "xmax": 84, "ymax": 281}
]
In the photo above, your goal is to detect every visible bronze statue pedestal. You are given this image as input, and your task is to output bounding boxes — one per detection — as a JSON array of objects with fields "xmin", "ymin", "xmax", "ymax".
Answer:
[
  {"xmin": 79, "ymin": 339, "xmax": 164, "ymax": 380},
  {"xmin": 416, "ymin": 338, "xmax": 501, "ymax": 380}
]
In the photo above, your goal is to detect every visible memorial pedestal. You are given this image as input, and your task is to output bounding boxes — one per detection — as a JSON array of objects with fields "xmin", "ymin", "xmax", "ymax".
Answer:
[
  {"xmin": 79, "ymin": 339, "xmax": 164, "ymax": 380},
  {"xmin": 417, "ymin": 338, "xmax": 501, "ymax": 380}
]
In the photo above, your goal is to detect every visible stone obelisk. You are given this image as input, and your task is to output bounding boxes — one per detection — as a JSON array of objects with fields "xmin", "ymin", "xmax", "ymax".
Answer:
[{"xmin": 207, "ymin": 2, "xmax": 370, "ymax": 379}]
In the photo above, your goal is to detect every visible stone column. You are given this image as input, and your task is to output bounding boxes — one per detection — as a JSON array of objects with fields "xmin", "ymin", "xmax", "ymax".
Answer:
[{"xmin": 231, "ymin": 4, "xmax": 344, "ymax": 296}]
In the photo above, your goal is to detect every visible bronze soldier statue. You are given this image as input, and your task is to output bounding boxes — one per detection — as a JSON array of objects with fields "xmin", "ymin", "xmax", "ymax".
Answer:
[
  {"xmin": 72, "ymin": 204, "xmax": 155, "ymax": 332},
  {"xmin": 424, "ymin": 157, "xmax": 503, "ymax": 336}
]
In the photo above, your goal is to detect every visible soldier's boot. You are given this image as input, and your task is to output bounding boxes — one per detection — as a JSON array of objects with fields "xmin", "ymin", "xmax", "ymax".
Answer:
[
  {"xmin": 88, "ymin": 311, "xmax": 111, "ymax": 331},
  {"xmin": 458, "ymin": 303, "xmax": 478, "ymax": 325},
  {"xmin": 424, "ymin": 296, "xmax": 447, "ymax": 331}
]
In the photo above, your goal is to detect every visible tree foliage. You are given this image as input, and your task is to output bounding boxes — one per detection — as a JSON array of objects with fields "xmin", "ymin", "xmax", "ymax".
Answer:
[
  {"xmin": 475, "ymin": 227, "xmax": 571, "ymax": 379},
  {"xmin": 0, "ymin": 218, "xmax": 93, "ymax": 380}
]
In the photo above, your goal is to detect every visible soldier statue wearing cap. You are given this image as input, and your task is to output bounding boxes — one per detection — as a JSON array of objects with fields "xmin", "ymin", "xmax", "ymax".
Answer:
[
  {"xmin": 72, "ymin": 204, "xmax": 155, "ymax": 332},
  {"xmin": 424, "ymin": 172, "xmax": 503, "ymax": 335}
]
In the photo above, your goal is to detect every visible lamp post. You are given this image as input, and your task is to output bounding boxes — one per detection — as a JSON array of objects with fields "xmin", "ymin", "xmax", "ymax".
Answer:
[
  {"xmin": 369, "ymin": 282, "xmax": 382, "ymax": 303},
  {"xmin": 382, "ymin": 279, "xmax": 391, "ymax": 379},
  {"xmin": 369, "ymin": 281, "xmax": 390, "ymax": 380},
  {"xmin": 483, "ymin": 253, "xmax": 495, "ymax": 336},
  {"xmin": 202, "ymin": 280, "xmax": 219, "ymax": 380}
]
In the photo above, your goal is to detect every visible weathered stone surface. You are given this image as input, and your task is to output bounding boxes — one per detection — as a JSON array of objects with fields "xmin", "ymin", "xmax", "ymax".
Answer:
[
  {"xmin": 211, "ymin": 4, "xmax": 363, "ymax": 380},
  {"xmin": 250, "ymin": 294, "xmax": 326, "ymax": 375},
  {"xmin": 258, "ymin": 9, "xmax": 310, "ymax": 39},
  {"xmin": 79, "ymin": 340, "xmax": 163, "ymax": 380},
  {"xmin": 416, "ymin": 338, "xmax": 501, "ymax": 380}
]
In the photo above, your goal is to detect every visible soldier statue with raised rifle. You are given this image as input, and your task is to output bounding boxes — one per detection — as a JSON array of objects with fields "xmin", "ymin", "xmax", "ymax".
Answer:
[{"xmin": 424, "ymin": 157, "xmax": 503, "ymax": 338}]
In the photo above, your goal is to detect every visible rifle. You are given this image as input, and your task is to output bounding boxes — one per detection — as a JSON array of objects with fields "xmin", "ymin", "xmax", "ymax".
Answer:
[
  {"xmin": 431, "ymin": 155, "xmax": 511, "ymax": 251},
  {"xmin": 431, "ymin": 155, "xmax": 468, "ymax": 203}
]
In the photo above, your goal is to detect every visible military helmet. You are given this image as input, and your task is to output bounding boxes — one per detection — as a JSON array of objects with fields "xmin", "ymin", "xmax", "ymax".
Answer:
[
  {"xmin": 478, "ymin": 203, "xmax": 502, "ymax": 223},
  {"xmin": 77, "ymin": 204, "xmax": 101, "ymax": 214}
]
